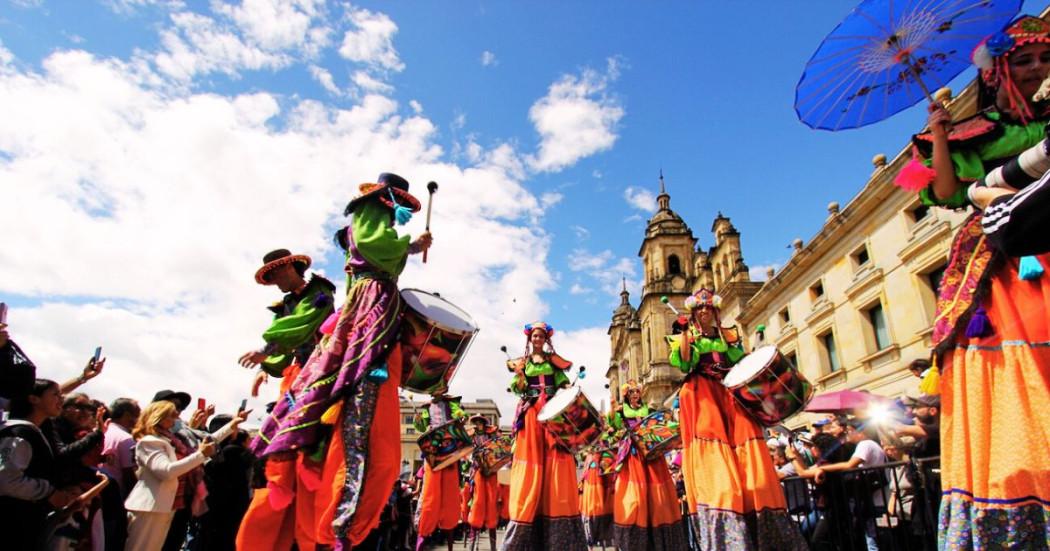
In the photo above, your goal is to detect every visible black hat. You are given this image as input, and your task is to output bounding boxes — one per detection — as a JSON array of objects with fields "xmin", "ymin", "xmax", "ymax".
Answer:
[
  {"xmin": 343, "ymin": 172, "xmax": 421, "ymax": 216},
  {"xmin": 902, "ymin": 395, "xmax": 940, "ymax": 408},
  {"xmin": 152, "ymin": 389, "xmax": 191, "ymax": 410},
  {"xmin": 208, "ymin": 413, "xmax": 234, "ymax": 434},
  {"xmin": 255, "ymin": 249, "xmax": 312, "ymax": 285}
]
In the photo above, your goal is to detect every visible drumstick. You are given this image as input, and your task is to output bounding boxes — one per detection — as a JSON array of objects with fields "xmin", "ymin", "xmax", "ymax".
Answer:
[
  {"xmin": 660, "ymin": 295, "xmax": 680, "ymax": 315},
  {"xmin": 422, "ymin": 181, "xmax": 438, "ymax": 263}
]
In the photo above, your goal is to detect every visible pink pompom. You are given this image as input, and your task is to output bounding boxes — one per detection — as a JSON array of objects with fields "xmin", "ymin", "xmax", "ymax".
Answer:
[
  {"xmin": 894, "ymin": 159, "xmax": 936, "ymax": 192},
  {"xmin": 319, "ymin": 311, "xmax": 339, "ymax": 335}
]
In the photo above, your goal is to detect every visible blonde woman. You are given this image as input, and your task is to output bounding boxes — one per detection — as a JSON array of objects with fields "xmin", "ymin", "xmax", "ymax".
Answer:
[{"xmin": 124, "ymin": 401, "xmax": 244, "ymax": 550}]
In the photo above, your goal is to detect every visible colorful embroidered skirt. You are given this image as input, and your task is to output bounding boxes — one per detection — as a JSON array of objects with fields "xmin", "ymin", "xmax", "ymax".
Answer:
[
  {"xmin": 502, "ymin": 402, "xmax": 587, "ymax": 551},
  {"xmin": 580, "ymin": 465, "xmax": 613, "ymax": 545},
  {"xmin": 678, "ymin": 375, "xmax": 807, "ymax": 550},
  {"xmin": 938, "ymin": 252, "xmax": 1050, "ymax": 549},
  {"xmin": 612, "ymin": 448, "xmax": 685, "ymax": 551}
]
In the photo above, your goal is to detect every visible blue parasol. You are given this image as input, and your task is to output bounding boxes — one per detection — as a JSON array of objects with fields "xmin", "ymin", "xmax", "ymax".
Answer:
[{"xmin": 796, "ymin": 0, "xmax": 1022, "ymax": 131}]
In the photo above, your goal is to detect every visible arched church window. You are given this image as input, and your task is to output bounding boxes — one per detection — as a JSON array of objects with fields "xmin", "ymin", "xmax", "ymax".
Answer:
[{"xmin": 668, "ymin": 254, "xmax": 681, "ymax": 275}]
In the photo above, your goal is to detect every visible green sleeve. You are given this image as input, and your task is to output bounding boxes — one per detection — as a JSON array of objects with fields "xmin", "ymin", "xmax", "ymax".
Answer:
[
  {"xmin": 351, "ymin": 202, "xmax": 411, "ymax": 276},
  {"xmin": 553, "ymin": 370, "xmax": 570, "ymax": 387},
  {"xmin": 667, "ymin": 335, "xmax": 698, "ymax": 373},
  {"xmin": 917, "ymin": 149, "xmax": 977, "ymax": 209},
  {"xmin": 607, "ymin": 410, "xmax": 623, "ymax": 430},
  {"xmin": 414, "ymin": 409, "xmax": 429, "ymax": 433},
  {"xmin": 260, "ymin": 290, "xmax": 334, "ymax": 376},
  {"xmin": 450, "ymin": 400, "xmax": 466, "ymax": 420},
  {"xmin": 509, "ymin": 374, "xmax": 526, "ymax": 396}
]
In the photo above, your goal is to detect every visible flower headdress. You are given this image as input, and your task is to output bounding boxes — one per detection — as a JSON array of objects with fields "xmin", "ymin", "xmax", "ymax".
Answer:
[
  {"xmin": 620, "ymin": 379, "xmax": 642, "ymax": 399},
  {"xmin": 523, "ymin": 321, "xmax": 554, "ymax": 337},
  {"xmin": 683, "ymin": 288, "xmax": 722, "ymax": 311},
  {"xmin": 971, "ymin": 16, "xmax": 1050, "ymax": 123}
]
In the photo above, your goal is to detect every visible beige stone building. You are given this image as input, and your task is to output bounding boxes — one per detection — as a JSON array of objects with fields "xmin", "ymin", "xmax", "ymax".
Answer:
[
  {"xmin": 609, "ymin": 84, "xmax": 980, "ymax": 425},
  {"xmin": 398, "ymin": 397, "xmax": 503, "ymax": 473},
  {"xmin": 607, "ymin": 176, "xmax": 763, "ymax": 408}
]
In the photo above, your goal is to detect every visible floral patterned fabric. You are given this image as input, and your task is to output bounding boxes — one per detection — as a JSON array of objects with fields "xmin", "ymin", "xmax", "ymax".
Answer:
[{"xmin": 939, "ymin": 493, "xmax": 1050, "ymax": 550}]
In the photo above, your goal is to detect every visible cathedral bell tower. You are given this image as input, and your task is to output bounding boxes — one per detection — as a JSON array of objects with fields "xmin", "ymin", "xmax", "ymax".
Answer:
[{"xmin": 635, "ymin": 173, "xmax": 697, "ymax": 407}]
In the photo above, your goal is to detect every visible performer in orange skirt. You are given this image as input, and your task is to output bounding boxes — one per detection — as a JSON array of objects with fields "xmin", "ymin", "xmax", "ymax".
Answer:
[
  {"xmin": 896, "ymin": 16, "xmax": 1050, "ymax": 548},
  {"xmin": 414, "ymin": 394, "xmax": 467, "ymax": 551},
  {"xmin": 668, "ymin": 289, "xmax": 806, "ymax": 549},
  {"xmin": 606, "ymin": 381, "xmax": 685, "ymax": 551},
  {"xmin": 580, "ymin": 429, "xmax": 615, "ymax": 549},
  {"xmin": 502, "ymin": 321, "xmax": 587, "ymax": 551},
  {"xmin": 466, "ymin": 414, "xmax": 501, "ymax": 551}
]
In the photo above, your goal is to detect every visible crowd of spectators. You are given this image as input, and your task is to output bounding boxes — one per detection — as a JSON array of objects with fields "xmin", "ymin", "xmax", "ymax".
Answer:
[{"xmin": 0, "ymin": 324, "xmax": 250, "ymax": 551}]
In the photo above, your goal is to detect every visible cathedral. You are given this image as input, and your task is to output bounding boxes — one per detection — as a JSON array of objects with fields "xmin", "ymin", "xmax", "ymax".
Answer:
[{"xmin": 606, "ymin": 174, "xmax": 763, "ymax": 408}]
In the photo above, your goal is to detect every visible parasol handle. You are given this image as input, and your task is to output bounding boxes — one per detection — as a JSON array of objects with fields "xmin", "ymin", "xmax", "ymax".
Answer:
[
  {"xmin": 901, "ymin": 55, "xmax": 936, "ymax": 105},
  {"xmin": 422, "ymin": 181, "xmax": 438, "ymax": 263}
]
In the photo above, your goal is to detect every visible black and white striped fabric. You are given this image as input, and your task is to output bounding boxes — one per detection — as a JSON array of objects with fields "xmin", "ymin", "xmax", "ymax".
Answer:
[{"xmin": 982, "ymin": 169, "xmax": 1050, "ymax": 256}]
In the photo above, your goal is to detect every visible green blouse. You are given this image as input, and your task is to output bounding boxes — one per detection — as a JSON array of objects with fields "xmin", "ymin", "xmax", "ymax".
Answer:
[
  {"xmin": 260, "ymin": 277, "xmax": 335, "ymax": 376},
  {"xmin": 608, "ymin": 402, "xmax": 649, "ymax": 430},
  {"xmin": 919, "ymin": 111, "xmax": 1047, "ymax": 209},
  {"xmin": 351, "ymin": 201, "xmax": 411, "ymax": 277},
  {"xmin": 510, "ymin": 359, "xmax": 570, "ymax": 395},
  {"xmin": 414, "ymin": 397, "xmax": 466, "ymax": 433},
  {"xmin": 666, "ymin": 327, "xmax": 745, "ymax": 373}
]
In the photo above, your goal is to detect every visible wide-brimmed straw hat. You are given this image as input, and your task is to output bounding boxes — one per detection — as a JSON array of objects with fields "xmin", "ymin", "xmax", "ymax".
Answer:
[
  {"xmin": 254, "ymin": 249, "xmax": 312, "ymax": 285},
  {"xmin": 343, "ymin": 172, "xmax": 422, "ymax": 216}
]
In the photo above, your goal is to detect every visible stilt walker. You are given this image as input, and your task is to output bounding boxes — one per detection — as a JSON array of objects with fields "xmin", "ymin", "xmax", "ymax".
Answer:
[
  {"xmin": 250, "ymin": 172, "xmax": 432, "ymax": 549},
  {"xmin": 236, "ymin": 249, "xmax": 335, "ymax": 551},
  {"xmin": 414, "ymin": 394, "xmax": 467, "ymax": 551},
  {"xmin": 466, "ymin": 414, "xmax": 502, "ymax": 551}
]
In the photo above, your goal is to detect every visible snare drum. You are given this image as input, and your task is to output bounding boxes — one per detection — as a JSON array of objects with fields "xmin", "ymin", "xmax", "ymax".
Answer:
[
  {"xmin": 722, "ymin": 345, "xmax": 812, "ymax": 426},
  {"xmin": 537, "ymin": 386, "xmax": 603, "ymax": 453},
  {"xmin": 417, "ymin": 421, "xmax": 474, "ymax": 471},
  {"xmin": 398, "ymin": 289, "xmax": 479, "ymax": 395},
  {"xmin": 476, "ymin": 435, "xmax": 514, "ymax": 476},
  {"xmin": 629, "ymin": 410, "xmax": 681, "ymax": 462}
]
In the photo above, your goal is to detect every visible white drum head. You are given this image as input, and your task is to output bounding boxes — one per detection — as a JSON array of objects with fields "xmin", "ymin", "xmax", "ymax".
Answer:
[
  {"xmin": 401, "ymin": 289, "xmax": 478, "ymax": 332},
  {"xmin": 723, "ymin": 345, "xmax": 777, "ymax": 388},
  {"xmin": 537, "ymin": 385, "xmax": 581, "ymax": 421}
]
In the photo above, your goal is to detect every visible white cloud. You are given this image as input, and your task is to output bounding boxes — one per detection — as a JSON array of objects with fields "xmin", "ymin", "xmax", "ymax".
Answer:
[
  {"xmin": 351, "ymin": 70, "xmax": 393, "ymax": 94},
  {"xmin": 592, "ymin": 169, "xmax": 602, "ymax": 179},
  {"xmin": 152, "ymin": 11, "xmax": 292, "ymax": 81},
  {"xmin": 12, "ymin": 0, "xmax": 44, "ymax": 7},
  {"xmin": 570, "ymin": 224, "xmax": 590, "ymax": 240},
  {"xmin": 308, "ymin": 64, "xmax": 340, "ymax": 95},
  {"xmin": 216, "ymin": 0, "xmax": 330, "ymax": 55},
  {"xmin": 749, "ymin": 263, "xmax": 782, "ymax": 282},
  {"xmin": 527, "ymin": 58, "xmax": 624, "ymax": 173},
  {"xmin": 0, "ymin": 43, "xmax": 557, "ymax": 425},
  {"xmin": 567, "ymin": 248, "xmax": 639, "ymax": 302},
  {"xmin": 0, "ymin": 40, "xmax": 13, "ymax": 67},
  {"xmin": 451, "ymin": 112, "xmax": 466, "ymax": 130},
  {"xmin": 551, "ymin": 326, "xmax": 612, "ymax": 412},
  {"xmin": 409, "ymin": 100, "xmax": 423, "ymax": 114},
  {"xmin": 338, "ymin": 7, "xmax": 404, "ymax": 72},
  {"xmin": 624, "ymin": 185, "xmax": 657, "ymax": 212},
  {"xmin": 480, "ymin": 50, "xmax": 497, "ymax": 67},
  {"xmin": 569, "ymin": 282, "xmax": 593, "ymax": 295},
  {"xmin": 540, "ymin": 191, "xmax": 563, "ymax": 209},
  {"xmin": 623, "ymin": 213, "xmax": 643, "ymax": 223}
]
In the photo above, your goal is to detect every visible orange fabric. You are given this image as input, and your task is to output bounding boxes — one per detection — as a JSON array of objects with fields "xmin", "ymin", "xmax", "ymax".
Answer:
[
  {"xmin": 468, "ymin": 471, "xmax": 500, "ymax": 530},
  {"xmin": 315, "ymin": 355, "xmax": 402, "ymax": 546},
  {"xmin": 612, "ymin": 452, "xmax": 680, "ymax": 529},
  {"xmin": 461, "ymin": 479, "xmax": 472, "ymax": 522},
  {"xmin": 418, "ymin": 461, "xmax": 462, "ymax": 536},
  {"xmin": 508, "ymin": 405, "xmax": 581, "ymax": 522},
  {"xmin": 941, "ymin": 253, "xmax": 1050, "ymax": 510},
  {"xmin": 499, "ymin": 483, "xmax": 510, "ymax": 520},
  {"xmin": 236, "ymin": 485, "xmax": 297, "ymax": 551},
  {"xmin": 679, "ymin": 375, "xmax": 787, "ymax": 514},
  {"xmin": 580, "ymin": 461, "xmax": 612, "ymax": 518}
]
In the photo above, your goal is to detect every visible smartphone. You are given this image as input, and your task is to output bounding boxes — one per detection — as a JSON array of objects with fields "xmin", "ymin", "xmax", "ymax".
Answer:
[
  {"xmin": 92, "ymin": 346, "xmax": 102, "ymax": 362},
  {"xmin": 0, "ymin": 302, "xmax": 8, "ymax": 325},
  {"xmin": 197, "ymin": 397, "xmax": 206, "ymax": 410},
  {"xmin": 238, "ymin": 399, "xmax": 248, "ymax": 413}
]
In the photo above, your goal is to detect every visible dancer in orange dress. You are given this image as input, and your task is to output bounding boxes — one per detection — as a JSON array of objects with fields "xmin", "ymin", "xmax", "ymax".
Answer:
[
  {"xmin": 414, "ymin": 394, "xmax": 466, "ymax": 551},
  {"xmin": 580, "ymin": 429, "xmax": 615, "ymax": 549},
  {"xmin": 668, "ymin": 289, "xmax": 806, "ymax": 549},
  {"xmin": 502, "ymin": 321, "xmax": 587, "ymax": 551},
  {"xmin": 606, "ymin": 381, "xmax": 685, "ymax": 551},
  {"xmin": 466, "ymin": 414, "xmax": 501, "ymax": 551}
]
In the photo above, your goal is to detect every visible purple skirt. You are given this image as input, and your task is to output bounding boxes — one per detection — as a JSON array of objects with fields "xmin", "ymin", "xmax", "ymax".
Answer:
[{"xmin": 252, "ymin": 276, "xmax": 402, "ymax": 456}]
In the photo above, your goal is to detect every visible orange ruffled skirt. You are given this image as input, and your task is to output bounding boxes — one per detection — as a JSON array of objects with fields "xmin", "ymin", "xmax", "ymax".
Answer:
[
  {"xmin": 939, "ymin": 253, "xmax": 1050, "ymax": 549},
  {"xmin": 502, "ymin": 402, "xmax": 587, "ymax": 551},
  {"xmin": 612, "ymin": 449, "xmax": 685, "ymax": 551},
  {"xmin": 417, "ymin": 461, "xmax": 462, "ymax": 537},
  {"xmin": 679, "ymin": 374, "xmax": 807, "ymax": 550}
]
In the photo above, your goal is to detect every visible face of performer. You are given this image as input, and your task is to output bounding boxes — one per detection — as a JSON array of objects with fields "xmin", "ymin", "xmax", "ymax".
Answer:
[
  {"xmin": 626, "ymin": 389, "xmax": 642, "ymax": 408},
  {"xmin": 1001, "ymin": 42, "xmax": 1050, "ymax": 107},
  {"xmin": 529, "ymin": 328, "xmax": 547, "ymax": 352},
  {"xmin": 269, "ymin": 263, "xmax": 305, "ymax": 293},
  {"xmin": 692, "ymin": 305, "xmax": 715, "ymax": 329}
]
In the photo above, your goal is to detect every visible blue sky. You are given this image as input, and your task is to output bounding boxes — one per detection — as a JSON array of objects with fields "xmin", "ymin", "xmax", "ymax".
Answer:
[{"xmin": 1, "ymin": 0, "xmax": 1042, "ymax": 417}]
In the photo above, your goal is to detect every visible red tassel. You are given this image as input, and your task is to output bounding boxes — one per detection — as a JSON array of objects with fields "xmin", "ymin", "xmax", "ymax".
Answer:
[{"xmin": 895, "ymin": 159, "xmax": 937, "ymax": 192}]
